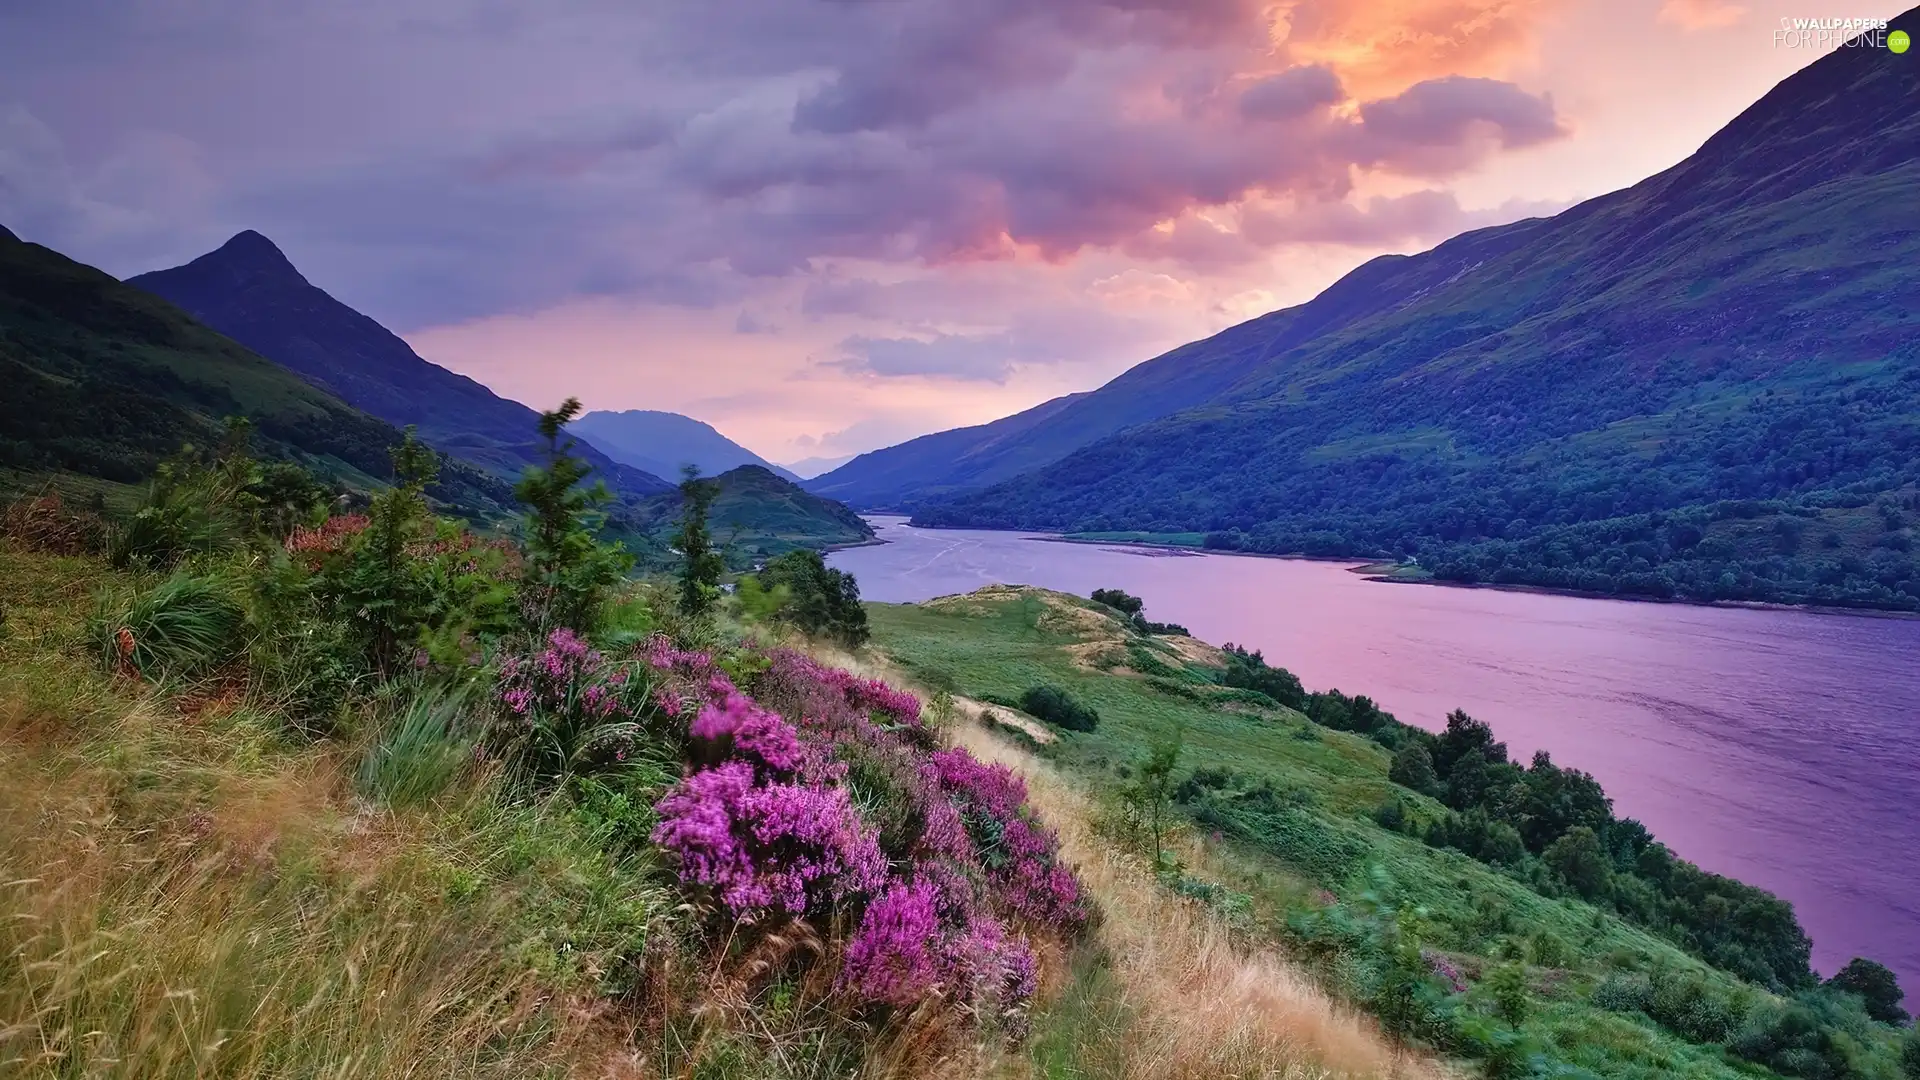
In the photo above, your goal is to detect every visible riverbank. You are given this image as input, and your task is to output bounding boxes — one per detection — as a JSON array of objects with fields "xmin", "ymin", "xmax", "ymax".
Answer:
[{"xmin": 1032, "ymin": 532, "xmax": 1920, "ymax": 621}]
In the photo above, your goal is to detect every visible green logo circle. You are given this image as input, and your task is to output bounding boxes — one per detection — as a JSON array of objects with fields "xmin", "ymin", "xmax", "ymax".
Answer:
[{"xmin": 1892, "ymin": 29, "xmax": 1912, "ymax": 53}]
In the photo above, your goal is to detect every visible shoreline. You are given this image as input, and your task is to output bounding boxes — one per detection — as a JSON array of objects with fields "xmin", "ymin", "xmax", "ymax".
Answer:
[{"xmin": 1013, "ymin": 529, "xmax": 1920, "ymax": 621}]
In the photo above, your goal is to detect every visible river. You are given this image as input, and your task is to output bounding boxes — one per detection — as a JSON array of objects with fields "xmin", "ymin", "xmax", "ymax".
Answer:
[{"xmin": 829, "ymin": 516, "xmax": 1920, "ymax": 989}]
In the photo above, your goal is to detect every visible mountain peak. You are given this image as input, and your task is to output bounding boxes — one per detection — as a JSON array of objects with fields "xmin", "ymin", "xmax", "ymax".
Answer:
[
  {"xmin": 0, "ymin": 223, "xmax": 17, "ymax": 243},
  {"xmin": 190, "ymin": 229, "xmax": 310, "ymax": 288}
]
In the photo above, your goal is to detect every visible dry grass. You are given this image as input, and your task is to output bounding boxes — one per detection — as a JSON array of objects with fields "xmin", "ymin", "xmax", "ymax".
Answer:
[
  {"xmin": 947, "ymin": 722, "xmax": 1442, "ymax": 1080},
  {"xmin": 0, "ymin": 657, "xmax": 598, "ymax": 1079}
]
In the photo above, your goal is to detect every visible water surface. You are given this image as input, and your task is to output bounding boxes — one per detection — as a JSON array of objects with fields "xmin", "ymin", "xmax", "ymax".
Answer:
[{"xmin": 831, "ymin": 517, "xmax": 1920, "ymax": 987}]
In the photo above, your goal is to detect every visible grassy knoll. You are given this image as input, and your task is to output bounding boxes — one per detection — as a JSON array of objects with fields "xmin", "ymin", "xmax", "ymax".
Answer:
[{"xmin": 868, "ymin": 587, "xmax": 1916, "ymax": 1079}]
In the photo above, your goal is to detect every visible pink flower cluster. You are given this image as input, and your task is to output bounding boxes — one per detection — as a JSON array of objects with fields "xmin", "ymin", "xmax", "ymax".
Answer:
[
  {"xmin": 1423, "ymin": 949, "xmax": 1469, "ymax": 994},
  {"xmin": 653, "ymin": 761, "xmax": 887, "ymax": 915},
  {"xmin": 755, "ymin": 649, "xmax": 922, "ymax": 733},
  {"xmin": 838, "ymin": 875, "xmax": 1036, "ymax": 1017},
  {"xmin": 497, "ymin": 627, "xmax": 630, "ymax": 720},
  {"xmin": 925, "ymin": 749, "xmax": 1085, "ymax": 930},
  {"xmin": 689, "ymin": 689, "xmax": 808, "ymax": 777},
  {"xmin": 645, "ymin": 637, "xmax": 1081, "ymax": 1025}
]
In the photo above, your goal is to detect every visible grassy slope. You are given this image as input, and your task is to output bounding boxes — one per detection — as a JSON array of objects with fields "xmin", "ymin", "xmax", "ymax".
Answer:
[
  {"xmin": 0, "ymin": 548, "xmax": 667, "ymax": 1077},
  {"xmin": 0, "ymin": 539, "xmax": 1431, "ymax": 1080},
  {"xmin": 867, "ymin": 588, "xmax": 1908, "ymax": 1079}
]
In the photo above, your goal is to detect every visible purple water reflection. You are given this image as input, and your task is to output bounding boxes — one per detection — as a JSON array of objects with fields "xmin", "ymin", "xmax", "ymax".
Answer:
[{"xmin": 832, "ymin": 517, "xmax": 1920, "ymax": 988}]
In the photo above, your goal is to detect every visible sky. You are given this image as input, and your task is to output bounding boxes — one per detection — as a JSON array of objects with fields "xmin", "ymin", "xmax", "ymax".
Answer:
[{"xmin": 0, "ymin": 0, "xmax": 1906, "ymax": 470}]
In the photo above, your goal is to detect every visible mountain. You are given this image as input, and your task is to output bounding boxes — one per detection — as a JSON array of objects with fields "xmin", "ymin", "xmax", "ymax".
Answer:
[
  {"xmin": 0, "ymin": 226, "xmax": 516, "ymax": 519},
  {"xmin": 631, "ymin": 465, "xmax": 873, "ymax": 564},
  {"xmin": 806, "ymin": 392, "xmax": 1091, "ymax": 507},
  {"xmin": 570, "ymin": 409, "xmax": 802, "ymax": 484},
  {"xmin": 914, "ymin": 18, "xmax": 1920, "ymax": 611},
  {"xmin": 782, "ymin": 454, "xmax": 856, "ymax": 480},
  {"xmin": 127, "ymin": 232, "xmax": 671, "ymax": 498}
]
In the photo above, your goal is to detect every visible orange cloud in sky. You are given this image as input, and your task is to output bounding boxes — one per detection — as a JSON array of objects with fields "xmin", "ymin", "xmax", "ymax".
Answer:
[
  {"xmin": 1655, "ymin": 0, "xmax": 1749, "ymax": 30},
  {"xmin": 1279, "ymin": 0, "xmax": 1564, "ymax": 98}
]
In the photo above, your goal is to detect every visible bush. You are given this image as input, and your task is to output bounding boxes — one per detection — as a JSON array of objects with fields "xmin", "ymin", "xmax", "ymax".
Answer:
[
  {"xmin": 1901, "ymin": 1027, "xmax": 1920, "ymax": 1079},
  {"xmin": 492, "ymin": 628, "xmax": 651, "ymax": 786},
  {"xmin": 1020, "ymin": 684, "xmax": 1099, "ymax": 732},
  {"xmin": 755, "ymin": 548, "xmax": 870, "ymax": 646},
  {"xmin": 90, "ymin": 572, "xmax": 247, "ymax": 680},
  {"xmin": 1728, "ymin": 999, "xmax": 1860, "ymax": 1079},
  {"xmin": 1389, "ymin": 744, "xmax": 1441, "ymax": 796},
  {"xmin": 1644, "ymin": 968, "xmax": 1744, "ymax": 1043},
  {"xmin": 1824, "ymin": 957, "xmax": 1908, "ymax": 1024}
]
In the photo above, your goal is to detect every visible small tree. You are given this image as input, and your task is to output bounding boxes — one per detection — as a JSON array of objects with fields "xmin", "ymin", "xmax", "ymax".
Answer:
[
  {"xmin": 330, "ymin": 427, "xmax": 437, "ymax": 674},
  {"xmin": 1124, "ymin": 725, "xmax": 1185, "ymax": 868},
  {"xmin": 1544, "ymin": 825, "xmax": 1612, "ymax": 900},
  {"xmin": 1389, "ymin": 743, "xmax": 1442, "ymax": 797},
  {"xmin": 347, "ymin": 424, "xmax": 437, "ymax": 668},
  {"xmin": 673, "ymin": 464, "xmax": 725, "ymax": 619},
  {"xmin": 1824, "ymin": 957, "xmax": 1908, "ymax": 1024},
  {"xmin": 1900, "ymin": 1027, "xmax": 1920, "ymax": 1080},
  {"xmin": 516, "ymin": 398, "xmax": 632, "ymax": 635}
]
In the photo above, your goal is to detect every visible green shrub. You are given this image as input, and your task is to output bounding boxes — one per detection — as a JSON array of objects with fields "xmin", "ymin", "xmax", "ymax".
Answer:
[
  {"xmin": 1484, "ymin": 961, "xmax": 1530, "ymax": 1025},
  {"xmin": 1020, "ymin": 683, "xmax": 1099, "ymax": 732},
  {"xmin": 1728, "ymin": 999, "xmax": 1860, "ymax": 1079},
  {"xmin": 1592, "ymin": 972, "xmax": 1654, "ymax": 1014},
  {"xmin": 90, "ymin": 572, "xmax": 247, "ymax": 679},
  {"xmin": 1900, "ymin": 1027, "xmax": 1920, "ymax": 1079},
  {"xmin": 1645, "ymin": 968, "xmax": 1744, "ymax": 1043},
  {"xmin": 357, "ymin": 681, "xmax": 479, "ymax": 808},
  {"xmin": 755, "ymin": 549, "xmax": 869, "ymax": 646}
]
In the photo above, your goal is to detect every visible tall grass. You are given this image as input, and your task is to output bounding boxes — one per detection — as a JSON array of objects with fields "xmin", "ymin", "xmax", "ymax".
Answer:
[
  {"xmin": 88, "ymin": 571, "xmax": 246, "ymax": 680},
  {"xmin": 951, "ymin": 721, "xmax": 1435, "ymax": 1080},
  {"xmin": 0, "ymin": 745, "xmax": 592, "ymax": 1079},
  {"xmin": 356, "ymin": 679, "xmax": 480, "ymax": 808}
]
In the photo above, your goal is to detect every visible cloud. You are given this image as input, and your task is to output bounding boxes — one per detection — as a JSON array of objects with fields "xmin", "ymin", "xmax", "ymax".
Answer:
[
  {"xmin": 1238, "ymin": 65, "xmax": 1345, "ymax": 121},
  {"xmin": 1243, "ymin": 190, "xmax": 1569, "ymax": 246},
  {"xmin": 1350, "ymin": 76, "xmax": 1568, "ymax": 174},
  {"xmin": 1655, "ymin": 0, "xmax": 1745, "ymax": 31},
  {"xmin": 734, "ymin": 311, "xmax": 780, "ymax": 334},
  {"xmin": 1282, "ymin": 0, "xmax": 1565, "ymax": 97},
  {"xmin": 0, "ymin": 1, "xmax": 1572, "ymax": 327},
  {"xmin": 835, "ymin": 332, "xmax": 1018, "ymax": 382}
]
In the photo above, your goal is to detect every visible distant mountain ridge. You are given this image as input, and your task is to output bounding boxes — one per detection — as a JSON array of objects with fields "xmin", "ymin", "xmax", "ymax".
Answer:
[
  {"xmin": 571, "ymin": 409, "xmax": 802, "ymax": 484},
  {"xmin": 128, "ymin": 233, "xmax": 671, "ymax": 498},
  {"xmin": 898, "ymin": 16, "xmax": 1920, "ymax": 611}
]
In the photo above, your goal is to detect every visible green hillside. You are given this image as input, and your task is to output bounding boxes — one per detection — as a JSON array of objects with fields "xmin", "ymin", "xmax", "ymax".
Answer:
[
  {"xmin": 0, "ymin": 226, "xmax": 520, "ymax": 520},
  {"xmin": 913, "ymin": 18, "xmax": 1920, "ymax": 610},
  {"xmin": 633, "ymin": 464, "xmax": 874, "ymax": 566},
  {"xmin": 868, "ymin": 587, "xmax": 1915, "ymax": 1079}
]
